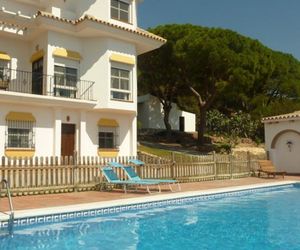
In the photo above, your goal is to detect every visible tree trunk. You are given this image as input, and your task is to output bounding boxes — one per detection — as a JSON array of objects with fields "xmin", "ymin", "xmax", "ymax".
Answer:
[
  {"xmin": 198, "ymin": 106, "xmax": 207, "ymax": 145},
  {"xmin": 163, "ymin": 103, "xmax": 172, "ymax": 136},
  {"xmin": 188, "ymin": 85, "xmax": 217, "ymax": 147}
]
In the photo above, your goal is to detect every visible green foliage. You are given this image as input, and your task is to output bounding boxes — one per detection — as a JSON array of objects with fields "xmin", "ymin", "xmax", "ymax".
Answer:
[
  {"xmin": 138, "ymin": 26, "xmax": 189, "ymax": 131},
  {"xmin": 139, "ymin": 24, "xmax": 300, "ymax": 144},
  {"xmin": 256, "ymin": 100, "xmax": 300, "ymax": 118},
  {"xmin": 217, "ymin": 50, "xmax": 300, "ymax": 116},
  {"xmin": 206, "ymin": 110, "xmax": 229, "ymax": 134},
  {"xmin": 229, "ymin": 112, "xmax": 260, "ymax": 139},
  {"xmin": 213, "ymin": 142, "xmax": 232, "ymax": 154},
  {"xmin": 206, "ymin": 110, "xmax": 261, "ymax": 140},
  {"xmin": 137, "ymin": 120, "xmax": 142, "ymax": 130}
]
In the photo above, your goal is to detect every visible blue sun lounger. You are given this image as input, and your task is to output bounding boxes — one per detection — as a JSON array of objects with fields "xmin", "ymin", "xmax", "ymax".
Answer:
[
  {"xmin": 108, "ymin": 160, "xmax": 181, "ymax": 192},
  {"xmin": 101, "ymin": 167, "xmax": 161, "ymax": 194}
]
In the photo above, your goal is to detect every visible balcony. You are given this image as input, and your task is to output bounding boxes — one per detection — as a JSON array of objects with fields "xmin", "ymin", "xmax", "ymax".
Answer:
[{"xmin": 0, "ymin": 68, "xmax": 95, "ymax": 101}]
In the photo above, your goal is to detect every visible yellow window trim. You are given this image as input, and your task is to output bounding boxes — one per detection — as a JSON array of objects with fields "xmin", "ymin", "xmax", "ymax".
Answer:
[
  {"xmin": 110, "ymin": 53, "xmax": 135, "ymax": 65},
  {"xmin": 5, "ymin": 148, "xmax": 35, "ymax": 158},
  {"xmin": 30, "ymin": 50, "xmax": 44, "ymax": 63},
  {"xmin": 53, "ymin": 48, "xmax": 81, "ymax": 61},
  {"xmin": 98, "ymin": 118, "xmax": 119, "ymax": 127},
  {"xmin": 98, "ymin": 148, "xmax": 119, "ymax": 158},
  {"xmin": 6, "ymin": 112, "xmax": 36, "ymax": 122},
  {"xmin": 0, "ymin": 51, "xmax": 11, "ymax": 61}
]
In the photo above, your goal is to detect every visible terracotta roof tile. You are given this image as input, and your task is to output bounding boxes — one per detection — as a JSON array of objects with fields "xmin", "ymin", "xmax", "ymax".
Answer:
[
  {"xmin": 262, "ymin": 111, "xmax": 300, "ymax": 122},
  {"xmin": 35, "ymin": 11, "xmax": 166, "ymax": 43}
]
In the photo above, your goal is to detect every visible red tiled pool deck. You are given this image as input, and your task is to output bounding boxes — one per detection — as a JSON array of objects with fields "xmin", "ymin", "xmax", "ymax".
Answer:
[{"xmin": 1, "ymin": 176, "xmax": 300, "ymax": 213}]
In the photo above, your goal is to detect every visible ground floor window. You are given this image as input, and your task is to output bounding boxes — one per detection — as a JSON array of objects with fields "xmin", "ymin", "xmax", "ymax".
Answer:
[
  {"xmin": 98, "ymin": 126, "xmax": 118, "ymax": 149},
  {"xmin": 6, "ymin": 120, "xmax": 35, "ymax": 149}
]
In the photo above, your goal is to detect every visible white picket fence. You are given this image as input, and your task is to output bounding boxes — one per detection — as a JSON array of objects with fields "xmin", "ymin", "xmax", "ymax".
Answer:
[{"xmin": 0, "ymin": 152, "xmax": 262, "ymax": 196}]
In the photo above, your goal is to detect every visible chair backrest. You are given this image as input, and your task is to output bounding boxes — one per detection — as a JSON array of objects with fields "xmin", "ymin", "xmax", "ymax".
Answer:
[
  {"xmin": 107, "ymin": 161, "xmax": 141, "ymax": 180},
  {"xmin": 108, "ymin": 162, "xmax": 124, "ymax": 168},
  {"xmin": 129, "ymin": 159, "xmax": 145, "ymax": 166},
  {"xmin": 258, "ymin": 160, "xmax": 276, "ymax": 171},
  {"xmin": 123, "ymin": 166, "xmax": 140, "ymax": 180},
  {"xmin": 101, "ymin": 167, "xmax": 120, "ymax": 182}
]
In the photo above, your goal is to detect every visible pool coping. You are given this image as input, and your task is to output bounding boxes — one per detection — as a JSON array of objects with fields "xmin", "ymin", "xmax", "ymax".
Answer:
[{"xmin": 0, "ymin": 181, "xmax": 299, "ymax": 228}]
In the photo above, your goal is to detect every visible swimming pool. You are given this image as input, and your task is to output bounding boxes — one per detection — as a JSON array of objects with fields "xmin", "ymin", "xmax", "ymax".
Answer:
[{"xmin": 1, "ymin": 183, "xmax": 300, "ymax": 250}]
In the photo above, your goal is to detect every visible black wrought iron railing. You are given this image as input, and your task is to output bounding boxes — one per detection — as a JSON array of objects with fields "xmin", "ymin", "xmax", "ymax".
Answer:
[{"xmin": 0, "ymin": 68, "xmax": 95, "ymax": 101}]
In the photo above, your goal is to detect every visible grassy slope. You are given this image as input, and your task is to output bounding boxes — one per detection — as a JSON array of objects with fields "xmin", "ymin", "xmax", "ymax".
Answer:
[{"xmin": 138, "ymin": 145, "xmax": 172, "ymax": 158}]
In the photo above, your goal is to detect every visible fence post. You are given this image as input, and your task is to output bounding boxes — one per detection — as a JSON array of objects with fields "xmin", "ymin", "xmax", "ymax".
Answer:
[
  {"xmin": 171, "ymin": 151, "xmax": 175, "ymax": 179},
  {"xmin": 247, "ymin": 151, "xmax": 251, "ymax": 176},
  {"xmin": 213, "ymin": 151, "xmax": 217, "ymax": 180},
  {"xmin": 73, "ymin": 150, "xmax": 78, "ymax": 192},
  {"xmin": 230, "ymin": 154, "xmax": 233, "ymax": 179}
]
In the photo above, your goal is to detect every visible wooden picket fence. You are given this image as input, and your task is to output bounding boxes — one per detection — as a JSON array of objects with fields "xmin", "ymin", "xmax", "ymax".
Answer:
[{"xmin": 0, "ymin": 152, "xmax": 262, "ymax": 196}]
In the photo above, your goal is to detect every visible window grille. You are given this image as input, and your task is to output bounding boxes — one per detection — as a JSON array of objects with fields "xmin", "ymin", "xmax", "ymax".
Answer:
[{"xmin": 6, "ymin": 120, "xmax": 35, "ymax": 149}]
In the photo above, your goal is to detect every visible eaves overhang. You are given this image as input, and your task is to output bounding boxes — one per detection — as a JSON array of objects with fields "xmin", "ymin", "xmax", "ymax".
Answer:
[
  {"xmin": 0, "ymin": 9, "xmax": 166, "ymax": 54},
  {"xmin": 34, "ymin": 11, "xmax": 166, "ymax": 54}
]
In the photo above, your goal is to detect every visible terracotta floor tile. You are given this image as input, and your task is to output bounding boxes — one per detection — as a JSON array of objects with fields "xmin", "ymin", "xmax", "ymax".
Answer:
[{"xmin": 0, "ymin": 176, "xmax": 299, "ymax": 212}]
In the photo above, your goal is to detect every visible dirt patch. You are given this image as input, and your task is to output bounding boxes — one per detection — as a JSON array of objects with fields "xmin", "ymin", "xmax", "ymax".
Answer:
[
  {"xmin": 232, "ymin": 146, "xmax": 266, "ymax": 159},
  {"xmin": 138, "ymin": 129, "xmax": 267, "ymax": 157}
]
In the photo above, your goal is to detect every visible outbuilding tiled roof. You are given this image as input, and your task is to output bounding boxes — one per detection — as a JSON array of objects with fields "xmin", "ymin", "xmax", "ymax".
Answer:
[
  {"xmin": 35, "ymin": 11, "xmax": 166, "ymax": 43},
  {"xmin": 262, "ymin": 111, "xmax": 300, "ymax": 122}
]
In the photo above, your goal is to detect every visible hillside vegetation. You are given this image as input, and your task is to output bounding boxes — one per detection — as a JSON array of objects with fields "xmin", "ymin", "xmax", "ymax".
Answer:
[{"xmin": 138, "ymin": 24, "xmax": 300, "ymax": 146}]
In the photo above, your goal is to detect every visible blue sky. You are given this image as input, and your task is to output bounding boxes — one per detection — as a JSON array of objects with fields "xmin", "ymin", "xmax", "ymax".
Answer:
[{"xmin": 138, "ymin": 0, "xmax": 300, "ymax": 60}]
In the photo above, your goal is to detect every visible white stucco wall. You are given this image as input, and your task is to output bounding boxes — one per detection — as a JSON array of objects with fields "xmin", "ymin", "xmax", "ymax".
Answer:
[
  {"xmin": 81, "ymin": 37, "xmax": 108, "ymax": 103},
  {"xmin": 180, "ymin": 111, "xmax": 196, "ymax": 133},
  {"xmin": 138, "ymin": 95, "xmax": 196, "ymax": 132},
  {"xmin": 83, "ymin": 111, "xmax": 136, "ymax": 156},
  {"xmin": 46, "ymin": 33, "xmax": 137, "ymax": 112},
  {"xmin": 0, "ymin": 37, "xmax": 31, "ymax": 72},
  {"xmin": 75, "ymin": 0, "xmax": 137, "ymax": 28},
  {"xmin": 0, "ymin": 103, "xmax": 137, "ymax": 157},
  {"xmin": 264, "ymin": 120, "xmax": 300, "ymax": 173},
  {"xmin": 0, "ymin": 32, "xmax": 48, "ymax": 74},
  {"xmin": 75, "ymin": 0, "xmax": 109, "ymax": 21},
  {"xmin": 2, "ymin": 0, "xmax": 138, "ymax": 27},
  {"xmin": 0, "ymin": 103, "xmax": 54, "ymax": 157},
  {"xmin": 137, "ymin": 102, "xmax": 149, "ymax": 128},
  {"xmin": 0, "ymin": 0, "xmax": 38, "ymax": 17}
]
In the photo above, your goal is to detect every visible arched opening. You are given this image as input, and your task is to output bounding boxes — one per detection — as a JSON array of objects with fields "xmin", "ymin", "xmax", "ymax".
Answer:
[
  {"xmin": 270, "ymin": 129, "xmax": 300, "ymax": 173},
  {"xmin": 271, "ymin": 129, "xmax": 300, "ymax": 149}
]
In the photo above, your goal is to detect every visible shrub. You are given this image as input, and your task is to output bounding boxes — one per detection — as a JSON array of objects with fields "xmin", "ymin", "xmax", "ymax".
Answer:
[{"xmin": 206, "ymin": 109, "xmax": 261, "ymax": 141}]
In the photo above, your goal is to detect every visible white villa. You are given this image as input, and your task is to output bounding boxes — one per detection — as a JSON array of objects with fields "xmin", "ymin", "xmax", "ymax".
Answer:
[{"xmin": 0, "ymin": 0, "xmax": 165, "ymax": 158}]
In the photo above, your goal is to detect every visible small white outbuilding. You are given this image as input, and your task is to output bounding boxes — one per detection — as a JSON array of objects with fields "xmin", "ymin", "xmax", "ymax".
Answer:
[
  {"xmin": 263, "ymin": 111, "xmax": 300, "ymax": 174},
  {"xmin": 138, "ymin": 94, "xmax": 196, "ymax": 132}
]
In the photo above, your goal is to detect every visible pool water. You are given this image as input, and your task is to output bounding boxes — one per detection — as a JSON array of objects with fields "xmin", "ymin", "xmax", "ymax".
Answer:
[{"xmin": 1, "ymin": 185, "xmax": 300, "ymax": 250}]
